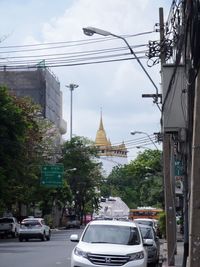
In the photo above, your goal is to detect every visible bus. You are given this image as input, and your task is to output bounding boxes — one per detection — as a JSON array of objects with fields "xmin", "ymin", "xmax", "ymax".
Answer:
[{"xmin": 129, "ymin": 207, "xmax": 163, "ymax": 221}]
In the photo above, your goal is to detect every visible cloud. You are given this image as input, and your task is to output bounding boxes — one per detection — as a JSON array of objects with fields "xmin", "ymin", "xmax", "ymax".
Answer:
[
  {"xmin": 36, "ymin": 0, "xmax": 165, "ymax": 146},
  {"xmin": 0, "ymin": 0, "xmax": 170, "ymax": 159}
]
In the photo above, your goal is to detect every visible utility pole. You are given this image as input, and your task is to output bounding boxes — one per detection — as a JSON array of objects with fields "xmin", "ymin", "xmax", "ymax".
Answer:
[
  {"xmin": 188, "ymin": 71, "xmax": 200, "ymax": 267},
  {"xmin": 65, "ymin": 83, "xmax": 79, "ymax": 140},
  {"xmin": 160, "ymin": 7, "xmax": 176, "ymax": 266}
]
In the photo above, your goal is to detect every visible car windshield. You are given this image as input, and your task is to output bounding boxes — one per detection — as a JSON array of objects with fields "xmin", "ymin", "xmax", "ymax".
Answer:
[
  {"xmin": 0, "ymin": 218, "xmax": 14, "ymax": 223},
  {"xmin": 82, "ymin": 225, "xmax": 141, "ymax": 245},
  {"xmin": 21, "ymin": 220, "xmax": 41, "ymax": 227},
  {"xmin": 140, "ymin": 227, "xmax": 153, "ymax": 239}
]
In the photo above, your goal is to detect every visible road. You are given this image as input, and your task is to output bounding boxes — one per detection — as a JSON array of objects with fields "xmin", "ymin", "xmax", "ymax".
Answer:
[
  {"xmin": 0, "ymin": 228, "xmax": 164, "ymax": 267},
  {"xmin": 0, "ymin": 229, "xmax": 83, "ymax": 267}
]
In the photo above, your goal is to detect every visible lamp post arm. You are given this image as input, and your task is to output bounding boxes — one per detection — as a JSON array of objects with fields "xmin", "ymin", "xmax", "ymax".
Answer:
[
  {"xmin": 110, "ymin": 33, "xmax": 159, "ymax": 96},
  {"xmin": 145, "ymin": 133, "xmax": 158, "ymax": 150},
  {"xmin": 131, "ymin": 131, "xmax": 159, "ymax": 150},
  {"xmin": 82, "ymin": 26, "xmax": 160, "ymax": 108}
]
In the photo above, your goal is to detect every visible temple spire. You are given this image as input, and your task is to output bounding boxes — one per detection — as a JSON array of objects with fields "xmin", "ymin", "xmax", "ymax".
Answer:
[
  {"xmin": 95, "ymin": 109, "xmax": 109, "ymax": 146},
  {"xmin": 99, "ymin": 108, "xmax": 104, "ymax": 131}
]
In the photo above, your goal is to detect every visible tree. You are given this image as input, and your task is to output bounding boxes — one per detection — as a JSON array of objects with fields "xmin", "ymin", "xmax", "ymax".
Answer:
[
  {"xmin": 102, "ymin": 149, "xmax": 163, "ymax": 209},
  {"xmin": 0, "ymin": 86, "xmax": 65, "ymax": 217},
  {"xmin": 60, "ymin": 136, "xmax": 103, "ymax": 223},
  {"xmin": 0, "ymin": 86, "xmax": 32, "ymax": 214}
]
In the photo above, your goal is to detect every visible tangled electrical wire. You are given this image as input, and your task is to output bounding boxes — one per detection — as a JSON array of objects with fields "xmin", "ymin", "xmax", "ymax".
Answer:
[
  {"xmin": 146, "ymin": 0, "xmax": 184, "ymax": 67},
  {"xmin": 185, "ymin": 0, "xmax": 200, "ymax": 75},
  {"xmin": 146, "ymin": 39, "xmax": 173, "ymax": 67}
]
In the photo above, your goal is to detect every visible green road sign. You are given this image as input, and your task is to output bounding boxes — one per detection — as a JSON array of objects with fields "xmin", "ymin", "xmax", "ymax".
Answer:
[
  {"xmin": 41, "ymin": 164, "xmax": 64, "ymax": 187},
  {"xmin": 174, "ymin": 160, "xmax": 184, "ymax": 177}
]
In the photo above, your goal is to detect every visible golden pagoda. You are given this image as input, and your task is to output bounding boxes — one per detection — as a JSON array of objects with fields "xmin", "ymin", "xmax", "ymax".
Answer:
[
  {"xmin": 95, "ymin": 113, "xmax": 127, "ymax": 158},
  {"xmin": 95, "ymin": 115, "xmax": 109, "ymax": 147}
]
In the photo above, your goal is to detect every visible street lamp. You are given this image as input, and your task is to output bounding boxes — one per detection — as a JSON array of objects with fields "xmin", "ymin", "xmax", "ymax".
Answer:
[
  {"xmin": 82, "ymin": 26, "xmax": 159, "ymax": 97},
  {"xmin": 131, "ymin": 131, "xmax": 158, "ymax": 150},
  {"xmin": 65, "ymin": 83, "xmax": 79, "ymax": 140}
]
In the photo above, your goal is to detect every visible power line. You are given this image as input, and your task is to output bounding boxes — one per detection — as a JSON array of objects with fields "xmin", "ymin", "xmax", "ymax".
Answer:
[
  {"xmin": 0, "ymin": 30, "xmax": 155, "ymax": 50},
  {"xmin": 0, "ymin": 29, "xmax": 157, "ymax": 70},
  {"xmin": 0, "ymin": 49, "xmax": 148, "ymax": 66},
  {"xmin": 0, "ymin": 56, "xmax": 147, "ymax": 70}
]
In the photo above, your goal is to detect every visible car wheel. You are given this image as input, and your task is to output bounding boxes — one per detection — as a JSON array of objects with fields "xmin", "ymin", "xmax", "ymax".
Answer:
[
  {"xmin": 25, "ymin": 238, "xmax": 29, "ymax": 242},
  {"xmin": 19, "ymin": 237, "xmax": 23, "ymax": 242},
  {"xmin": 11, "ymin": 229, "xmax": 18, "ymax": 238},
  {"xmin": 46, "ymin": 231, "xmax": 51, "ymax": 241},
  {"xmin": 41, "ymin": 232, "xmax": 46, "ymax": 241}
]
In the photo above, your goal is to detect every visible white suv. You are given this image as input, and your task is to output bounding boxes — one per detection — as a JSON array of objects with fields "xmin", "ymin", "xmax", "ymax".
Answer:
[
  {"xmin": 70, "ymin": 220, "xmax": 148, "ymax": 267},
  {"xmin": 18, "ymin": 217, "xmax": 51, "ymax": 242},
  {"xmin": 0, "ymin": 217, "xmax": 20, "ymax": 238}
]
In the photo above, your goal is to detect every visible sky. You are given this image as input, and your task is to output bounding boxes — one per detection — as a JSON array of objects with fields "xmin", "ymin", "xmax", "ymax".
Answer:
[{"xmin": 0, "ymin": 0, "xmax": 172, "ymax": 160}]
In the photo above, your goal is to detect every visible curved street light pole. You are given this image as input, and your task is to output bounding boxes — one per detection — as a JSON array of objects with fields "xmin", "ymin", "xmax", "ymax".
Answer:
[
  {"xmin": 82, "ymin": 27, "xmax": 159, "ymax": 97},
  {"xmin": 131, "ymin": 131, "xmax": 159, "ymax": 150},
  {"xmin": 65, "ymin": 83, "xmax": 79, "ymax": 140}
]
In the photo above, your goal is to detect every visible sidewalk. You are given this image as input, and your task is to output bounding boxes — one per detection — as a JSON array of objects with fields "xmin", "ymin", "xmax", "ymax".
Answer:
[{"xmin": 160, "ymin": 234, "xmax": 184, "ymax": 267}]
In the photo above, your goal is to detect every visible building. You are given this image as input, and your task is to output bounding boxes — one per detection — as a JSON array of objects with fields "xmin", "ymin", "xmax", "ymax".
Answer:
[
  {"xmin": 95, "ymin": 114, "xmax": 128, "ymax": 175},
  {"xmin": 0, "ymin": 67, "xmax": 67, "ymax": 136}
]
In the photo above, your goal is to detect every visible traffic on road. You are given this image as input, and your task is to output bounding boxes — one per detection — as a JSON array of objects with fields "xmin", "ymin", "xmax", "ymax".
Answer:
[{"xmin": 0, "ymin": 223, "xmax": 163, "ymax": 267}]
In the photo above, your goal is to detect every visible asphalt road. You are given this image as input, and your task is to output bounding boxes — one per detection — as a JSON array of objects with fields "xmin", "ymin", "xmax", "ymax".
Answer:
[
  {"xmin": 0, "ymin": 229, "xmax": 83, "ymax": 267},
  {"xmin": 0, "ymin": 228, "xmax": 164, "ymax": 267}
]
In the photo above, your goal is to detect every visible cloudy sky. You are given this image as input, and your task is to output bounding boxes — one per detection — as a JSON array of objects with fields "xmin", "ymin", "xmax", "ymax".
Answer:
[{"xmin": 0, "ymin": 0, "xmax": 172, "ymax": 160}]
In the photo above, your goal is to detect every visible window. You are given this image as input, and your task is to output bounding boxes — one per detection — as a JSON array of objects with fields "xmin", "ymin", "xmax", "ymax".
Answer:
[
  {"xmin": 0, "ymin": 218, "xmax": 14, "ymax": 223},
  {"xmin": 82, "ymin": 225, "xmax": 140, "ymax": 245}
]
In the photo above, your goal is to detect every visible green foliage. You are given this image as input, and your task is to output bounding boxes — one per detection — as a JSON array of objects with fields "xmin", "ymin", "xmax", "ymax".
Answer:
[
  {"xmin": 0, "ymin": 86, "xmax": 163, "ymax": 225},
  {"xmin": 101, "ymin": 149, "xmax": 163, "ymax": 209},
  {"xmin": 0, "ymin": 86, "xmax": 64, "ymax": 216},
  {"xmin": 60, "ymin": 136, "xmax": 103, "ymax": 221},
  {"xmin": 158, "ymin": 211, "xmax": 166, "ymax": 238}
]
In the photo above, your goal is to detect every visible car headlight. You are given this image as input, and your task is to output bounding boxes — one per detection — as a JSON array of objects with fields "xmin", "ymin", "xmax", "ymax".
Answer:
[
  {"xmin": 128, "ymin": 251, "xmax": 144, "ymax": 261},
  {"xmin": 74, "ymin": 247, "xmax": 88, "ymax": 258}
]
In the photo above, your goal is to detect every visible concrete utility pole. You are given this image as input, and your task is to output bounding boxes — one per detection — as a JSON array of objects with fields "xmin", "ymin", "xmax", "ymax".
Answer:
[
  {"xmin": 65, "ymin": 83, "xmax": 79, "ymax": 140},
  {"xmin": 160, "ymin": 7, "xmax": 176, "ymax": 266},
  {"xmin": 163, "ymin": 134, "xmax": 176, "ymax": 266},
  {"xmin": 188, "ymin": 72, "xmax": 200, "ymax": 267}
]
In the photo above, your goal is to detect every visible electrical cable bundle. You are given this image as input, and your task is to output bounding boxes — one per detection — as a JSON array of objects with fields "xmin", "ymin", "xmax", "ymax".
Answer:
[{"xmin": 0, "ymin": 31, "xmax": 154, "ymax": 70}]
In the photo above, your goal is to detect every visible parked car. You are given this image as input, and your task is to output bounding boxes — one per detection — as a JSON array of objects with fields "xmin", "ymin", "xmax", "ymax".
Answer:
[
  {"xmin": 70, "ymin": 219, "xmax": 148, "ymax": 267},
  {"xmin": 134, "ymin": 218, "xmax": 158, "ymax": 229},
  {"xmin": 66, "ymin": 215, "xmax": 81, "ymax": 229},
  {"xmin": 134, "ymin": 218, "xmax": 161, "ymax": 238},
  {"xmin": 0, "ymin": 217, "xmax": 20, "ymax": 238},
  {"xmin": 18, "ymin": 217, "xmax": 51, "ymax": 242},
  {"xmin": 138, "ymin": 224, "xmax": 160, "ymax": 264}
]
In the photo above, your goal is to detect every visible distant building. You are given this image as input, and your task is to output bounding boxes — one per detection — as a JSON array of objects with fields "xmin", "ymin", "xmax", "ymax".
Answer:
[
  {"xmin": 95, "ymin": 114, "xmax": 128, "ymax": 175},
  {"xmin": 0, "ymin": 67, "xmax": 67, "ymax": 136}
]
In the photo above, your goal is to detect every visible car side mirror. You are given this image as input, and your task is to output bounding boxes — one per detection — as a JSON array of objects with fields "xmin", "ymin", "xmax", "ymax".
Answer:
[
  {"xmin": 70, "ymin": 234, "xmax": 79, "ymax": 242},
  {"xmin": 143, "ymin": 239, "xmax": 154, "ymax": 246}
]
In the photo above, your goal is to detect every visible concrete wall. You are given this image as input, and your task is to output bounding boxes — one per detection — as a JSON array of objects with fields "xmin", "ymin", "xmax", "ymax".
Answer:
[{"xmin": 0, "ymin": 68, "xmax": 63, "ymax": 129}]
